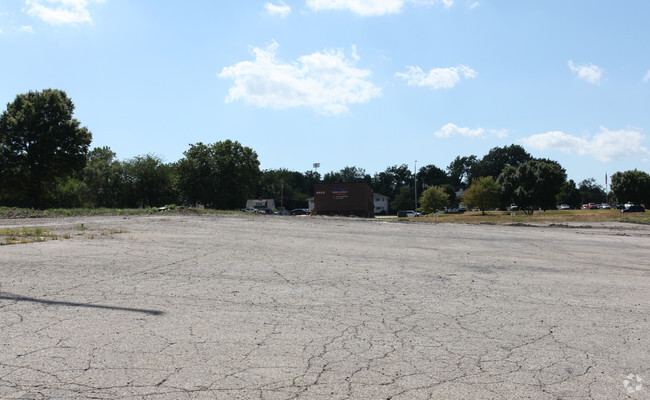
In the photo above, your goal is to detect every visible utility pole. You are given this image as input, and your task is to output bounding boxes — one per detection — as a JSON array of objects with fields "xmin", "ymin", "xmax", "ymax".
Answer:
[{"xmin": 414, "ymin": 160, "xmax": 417, "ymax": 211}]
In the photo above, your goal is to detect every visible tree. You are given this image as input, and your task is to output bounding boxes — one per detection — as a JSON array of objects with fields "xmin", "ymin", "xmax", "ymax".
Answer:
[
  {"xmin": 176, "ymin": 140, "xmax": 260, "ymax": 209},
  {"xmin": 257, "ymin": 169, "xmax": 312, "ymax": 210},
  {"xmin": 462, "ymin": 176, "xmax": 500, "ymax": 215},
  {"xmin": 323, "ymin": 166, "xmax": 371, "ymax": 184},
  {"xmin": 473, "ymin": 145, "xmax": 532, "ymax": 179},
  {"xmin": 418, "ymin": 164, "xmax": 449, "ymax": 188},
  {"xmin": 372, "ymin": 164, "xmax": 412, "ymax": 201},
  {"xmin": 122, "ymin": 154, "xmax": 177, "ymax": 208},
  {"xmin": 0, "ymin": 89, "xmax": 92, "ymax": 207},
  {"xmin": 418, "ymin": 186, "xmax": 450, "ymax": 214},
  {"xmin": 83, "ymin": 146, "xmax": 119, "ymax": 207},
  {"xmin": 578, "ymin": 178, "xmax": 606, "ymax": 205},
  {"xmin": 610, "ymin": 170, "xmax": 650, "ymax": 206},
  {"xmin": 391, "ymin": 186, "xmax": 416, "ymax": 212},
  {"xmin": 498, "ymin": 160, "xmax": 567, "ymax": 214},
  {"xmin": 447, "ymin": 155, "xmax": 478, "ymax": 189},
  {"xmin": 556, "ymin": 179, "xmax": 581, "ymax": 209}
]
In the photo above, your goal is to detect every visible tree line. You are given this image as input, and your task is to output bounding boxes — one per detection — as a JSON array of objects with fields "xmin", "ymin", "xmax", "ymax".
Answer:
[{"xmin": 1, "ymin": 89, "xmax": 649, "ymax": 212}]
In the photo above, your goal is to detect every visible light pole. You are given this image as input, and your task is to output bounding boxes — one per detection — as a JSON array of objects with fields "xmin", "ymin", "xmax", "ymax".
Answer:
[{"xmin": 414, "ymin": 160, "xmax": 417, "ymax": 212}]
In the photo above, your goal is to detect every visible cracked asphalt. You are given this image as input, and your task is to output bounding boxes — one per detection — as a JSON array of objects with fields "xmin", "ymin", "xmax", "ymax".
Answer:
[{"xmin": 0, "ymin": 214, "xmax": 648, "ymax": 399}]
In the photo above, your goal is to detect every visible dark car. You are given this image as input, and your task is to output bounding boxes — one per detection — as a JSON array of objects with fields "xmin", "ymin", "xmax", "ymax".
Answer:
[
  {"xmin": 291, "ymin": 208, "xmax": 310, "ymax": 215},
  {"xmin": 620, "ymin": 205, "xmax": 645, "ymax": 213}
]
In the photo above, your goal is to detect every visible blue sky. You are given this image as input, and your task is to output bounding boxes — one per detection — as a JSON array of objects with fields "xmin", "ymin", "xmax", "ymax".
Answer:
[{"xmin": 2, "ymin": 0, "xmax": 650, "ymax": 185}]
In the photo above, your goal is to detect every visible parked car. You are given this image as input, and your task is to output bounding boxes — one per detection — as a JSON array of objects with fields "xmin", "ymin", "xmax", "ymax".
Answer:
[
  {"xmin": 582, "ymin": 203, "xmax": 599, "ymax": 209},
  {"xmin": 405, "ymin": 210, "xmax": 422, "ymax": 217},
  {"xmin": 559, "ymin": 204, "xmax": 571, "ymax": 210},
  {"xmin": 620, "ymin": 205, "xmax": 645, "ymax": 213},
  {"xmin": 600, "ymin": 203, "xmax": 611, "ymax": 209},
  {"xmin": 291, "ymin": 208, "xmax": 310, "ymax": 215}
]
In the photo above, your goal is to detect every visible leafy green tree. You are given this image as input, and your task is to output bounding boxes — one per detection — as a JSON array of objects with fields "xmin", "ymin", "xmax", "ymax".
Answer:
[
  {"xmin": 556, "ymin": 179, "xmax": 581, "ymax": 209},
  {"xmin": 473, "ymin": 145, "xmax": 532, "ymax": 179},
  {"xmin": 447, "ymin": 155, "xmax": 478, "ymax": 189},
  {"xmin": 498, "ymin": 160, "xmax": 567, "ymax": 214},
  {"xmin": 257, "ymin": 169, "xmax": 312, "ymax": 210},
  {"xmin": 462, "ymin": 176, "xmax": 500, "ymax": 215},
  {"xmin": 0, "ymin": 89, "xmax": 92, "ymax": 207},
  {"xmin": 323, "ymin": 166, "xmax": 371, "ymax": 184},
  {"xmin": 372, "ymin": 164, "xmax": 412, "ymax": 200},
  {"xmin": 610, "ymin": 170, "xmax": 650, "ymax": 205},
  {"xmin": 122, "ymin": 154, "xmax": 177, "ymax": 208},
  {"xmin": 418, "ymin": 164, "xmax": 449, "ymax": 188},
  {"xmin": 391, "ymin": 185, "xmax": 416, "ymax": 212},
  {"xmin": 578, "ymin": 178, "xmax": 606, "ymax": 204},
  {"xmin": 177, "ymin": 140, "xmax": 260, "ymax": 209},
  {"xmin": 418, "ymin": 186, "xmax": 450, "ymax": 214},
  {"xmin": 83, "ymin": 146, "xmax": 119, "ymax": 207}
]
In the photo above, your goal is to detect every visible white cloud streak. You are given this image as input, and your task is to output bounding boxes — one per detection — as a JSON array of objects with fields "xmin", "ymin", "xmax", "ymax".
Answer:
[
  {"xmin": 434, "ymin": 123, "xmax": 506, "ymax": 139},
  {"xmin": 643, "ymin": 70, "xmax": 650, "ymax": 83},
  {"xmin": 396, "ymin": 65, "xmax": 476, "ymax": 89},
  {"xmin": 305, "ymin": 0, "xmax": 452, "ymax": 16},
  {"xmin": 18, "ymin": 25, "xmax": 35, "ymax": 33},
  {"xmin": 265, "ymin": 1, "xmax": 291, "ymax": 18},
  {"xmin": 218, "ymin": 41, "xmax": 382, "ymax": 115},
  {"xmin": 521, "ymin": 127, "xmax": 650, "ymax": 162},
  {"xmin": 568, "ymin": 60, "xmax": 603, "ymax": 85},
  {"xmin": 25, "ymin": 0, "xmax": 104, "ymax": 25}
]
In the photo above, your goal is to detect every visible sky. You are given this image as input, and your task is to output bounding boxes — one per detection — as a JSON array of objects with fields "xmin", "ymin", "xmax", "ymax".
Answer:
[{"xmin": 2, "ymin": 0, "xmax": 650, "ymax": 186}]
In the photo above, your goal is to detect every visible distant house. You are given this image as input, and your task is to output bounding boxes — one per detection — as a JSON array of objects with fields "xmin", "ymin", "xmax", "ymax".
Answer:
[
  {"xmin": 374, "ymin": 193, "xmax": 390, "ymax": 214},
  {"xmin": 245, "ymin": 199, "xmax": 276, "ymax": 211}
]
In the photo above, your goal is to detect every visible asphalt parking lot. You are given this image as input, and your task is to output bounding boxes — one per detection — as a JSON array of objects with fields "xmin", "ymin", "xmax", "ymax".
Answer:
[{"xmin": 1, "ymin": 215, "xmax": 648, "ymax": 399}]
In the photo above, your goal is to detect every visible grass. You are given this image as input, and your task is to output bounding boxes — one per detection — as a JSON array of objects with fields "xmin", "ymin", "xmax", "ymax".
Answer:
[
  {"xmin": 398, "ymin": 209, "xmax": 650, "ymax": 225},
  {"xmin": 0, "ymin": 227, "xmax": 60, "ymax": 245},
  {"xmin": 0, "ymin": 206, "xmax": 225, "ymax": 218}
]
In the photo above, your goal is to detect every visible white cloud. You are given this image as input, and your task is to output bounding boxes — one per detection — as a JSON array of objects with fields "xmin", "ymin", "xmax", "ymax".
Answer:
[
  {"xmin": 25, "ymin": 0, "xmax": 104, "ymax": 25},
  {"xmin": 435, "ymin": 123, "xmax": 485, "ymax": 138},
  {"xmin": 305, "ymin": 0, "xmax": 452, "ymax": 16},
  {"xmin": 468, "ymin": 1, "xmax": 479, "ymax": 9},
  {"xmin": 568, "ymin": 60, "xmax": 603, "ymax": 85},
  {"xmin": 521, "ymin": 127, "xmax": 650, "ymax": 162},
  {"xmin": 643, "ymin": 70, "xmax": 650, "ymax": 83},
  {"xmin": 396, "ymin": 65, "xmax": 476, "ymax": 89},
  {"xmin": 265, "ymin": 1, "xmax": 291, "ymax": 18},
  {"xmin": 218, "ymin": 41, "xmax": 382, "ymax": 115},
  {"xmin": 18, "ymin": 25, "xmax": 35, "ymax": 33}
]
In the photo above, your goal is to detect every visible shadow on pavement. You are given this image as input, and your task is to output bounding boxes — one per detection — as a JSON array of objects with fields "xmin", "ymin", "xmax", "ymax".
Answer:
[{"xmin": 0, "ymin": 293, "xmax": 164, "ymax": 316}]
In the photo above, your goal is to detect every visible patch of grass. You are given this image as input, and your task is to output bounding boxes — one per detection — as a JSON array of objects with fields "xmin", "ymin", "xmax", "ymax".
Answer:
[
  {"xmin": 0, "ymin": 227, "xmax": 60, "ymax": 245},
  {"xmin": 0, "ymin": 207, "xmax": 228, "ymax": 219}
]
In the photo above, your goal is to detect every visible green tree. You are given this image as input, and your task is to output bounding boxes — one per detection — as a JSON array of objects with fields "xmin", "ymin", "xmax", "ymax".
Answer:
[
  {"xmin": 462, "ymin": 176, "xmax": 500, "ymax": 215},
  {"xmin": 447, "ymin": 155, "xmax": 478, "ymax": 189},
  {"xmin": 372, "ymin": 164, "xmax": 412, "ymax": 201},
  {"xmin": 391, "ymin": 185, "xmax": 416, "ymax": 212},
  {"xmin": 610, "ymin": 170, "xmax": 650, "ymax": 206},
  {"xmin": 473, "ymin": 145, "xmax": 532, "ymax": 179},
  {"xmin": 498, "ymin": 160, "xmax": 567, "ymax": 214},
  {"xmin": 122, "ymin": 154, "xmax": 177, "ymax": 208},
  {"xmin": 578, "ymin": 178, "xmax": 606, "ymax": 205},
  {"xmin": 418, "ymin": 185, "xmax": 450, "ymax": 214},
  {"xmin": 83, "ymin": 146, "xmax": 119, "ymax": 207},
  {"xmin": 556, "ymin": 179, "xmax": 581, "ymax": 209},
  {"xmin": 418, "ymin": 164, "xmax": 449, "ymax": 188},
  {"xmin": 177, "ymin": 140, "xmax": 260, "ymax": 209},
  {"xmin": 0, "ymin": 89, "xmax": 92, "ymax": 207},
  {"xmin": 323, "ymin": 166, "xmax": 371, "ymax": 184}
]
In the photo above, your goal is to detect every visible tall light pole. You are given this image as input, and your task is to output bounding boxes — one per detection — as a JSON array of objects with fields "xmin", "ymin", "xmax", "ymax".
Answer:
[{"xmin": 414, "ymin": 160, "xmax": 417, "ymax": 212}]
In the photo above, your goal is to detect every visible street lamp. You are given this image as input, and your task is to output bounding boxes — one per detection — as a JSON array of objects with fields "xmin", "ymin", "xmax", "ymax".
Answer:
[{"xmin": 414, "ymin": 160, "xmax": 417, "ymax": 212}]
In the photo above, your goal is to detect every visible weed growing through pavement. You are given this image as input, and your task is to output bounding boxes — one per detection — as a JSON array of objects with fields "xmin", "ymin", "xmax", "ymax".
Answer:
[{"xmin": 0, "ymin": 227, "xmax": 60, "ymax": 245}]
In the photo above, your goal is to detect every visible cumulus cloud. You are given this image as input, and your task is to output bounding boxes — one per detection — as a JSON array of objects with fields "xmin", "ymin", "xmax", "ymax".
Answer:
[
  {"xmin": 265, "ymin": 1, "xmax": 291, "ymax": 18},
  {"xmin": 568, "ymin": 60, "xmax": 603, "ymax": 85},
  {"xmin": 396, "ymin": 65, "xmax": 476, "ymax": 89},
  {"xmin": 434, "ymin": 123, "xmax": 508, "ymax": 139},
  {"xmin": 521, "ymin": 127, "xmax": 650, "ymax": 162},
  {"xmin": 643, "ymin": 70, "xmax": 650, "ymax": 83},
  {"xmin": 25, "ymin": 0, "xmax": 104, "ymax": 25},
  {"xmin": 218, "ymin": 41, "xmax": 382, "ymax": 115},
  {"xmin": 305, "ymin": 0, "xmax": 452, "ymax": 16}
]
